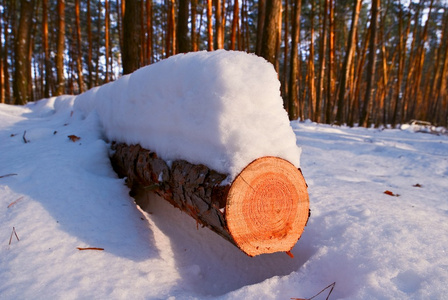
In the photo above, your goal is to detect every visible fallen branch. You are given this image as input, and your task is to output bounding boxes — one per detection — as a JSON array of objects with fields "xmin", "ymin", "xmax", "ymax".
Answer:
[
  {"xmin": 22, "ymin": 130, "xmax": 29, "ymax": 143},
  {"xmin": 77, "ymin": 247, "xmax": 104, "ymax": 251},
  {"xmin": 0, "ymin": 173, "xmax": 17, "ymax": 179},
  {"xmin": 7, "ymin": 197, "xmax": 24, "ymax": 208},
  {"xmin": 291, "ymin": 282, "xmax": 336, "ymax": 300},
  {"xmin": 9, "ymin": 227, "xmax": 20, "ymax": 245}
]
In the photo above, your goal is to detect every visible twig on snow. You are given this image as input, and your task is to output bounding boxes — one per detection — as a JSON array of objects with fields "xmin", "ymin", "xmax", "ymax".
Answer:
[
  {"xmin": 9, "ymin": 227, "xmax": 20, "ymax": 245},
  {"xmin": 7, "ymin": 196, "xmax": 24, "ymax": 208},
  {"xmin": 22, "ymin": 130, "xmax": 29, "ymax": 143},
  {"xmin": 0, "ymin": 173, "xmax": 17, "ymax": 179},
  {"xmin": 77, "ymin": 247, "xmax": 104, "ymax": 251},
  {"xmin": 291, "ymin": 282, "xmax": 336, "ymax": 300}
]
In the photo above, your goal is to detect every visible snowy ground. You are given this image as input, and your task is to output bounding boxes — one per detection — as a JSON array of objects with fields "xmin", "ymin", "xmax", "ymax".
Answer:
[{"xmin": 1, "ymin": 100, "xmax": 447, "ymax": 299}]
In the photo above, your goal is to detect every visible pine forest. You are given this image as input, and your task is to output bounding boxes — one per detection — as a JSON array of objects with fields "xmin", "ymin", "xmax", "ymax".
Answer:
[{"xmin": 0, "ymin": 0, "xmax": 447, "ymax": 127}]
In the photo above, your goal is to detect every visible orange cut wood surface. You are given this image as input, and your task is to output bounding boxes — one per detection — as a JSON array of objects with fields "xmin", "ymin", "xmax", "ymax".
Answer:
[{"xmin": 226, "ymin": 157, "xmax": 309, "ymax": 256}]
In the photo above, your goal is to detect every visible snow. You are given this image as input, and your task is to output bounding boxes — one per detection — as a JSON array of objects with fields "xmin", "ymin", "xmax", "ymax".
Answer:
[
  {"xmin": 1, "ymin": 50, "xmax": 448, "ymax": 299},
  {"xmin": 74, "ymin": 50, "xmax": 301, "ymax": 180}
]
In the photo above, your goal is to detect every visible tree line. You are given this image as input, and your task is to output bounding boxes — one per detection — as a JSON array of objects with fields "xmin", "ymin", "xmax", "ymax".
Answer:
[{"xmin": 1, "ymin": 0, "xmax": 447, "ymax": 127}]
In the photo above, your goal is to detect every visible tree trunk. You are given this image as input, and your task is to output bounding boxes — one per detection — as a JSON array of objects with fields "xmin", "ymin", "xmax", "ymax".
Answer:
[
  {"xmin": 75, "ymin": 0, "xmax": 84, "ymax": 93},
  {"xmin": 0, "ymin": 3, "xmax": 4, "ymax": 103},
  {"xmin": 177, "ymin": 0, "xmax": 190, "ymax": 53},
  {"xmin": 325, "ymin": 0, "xmax": 335, "ymax": 123},
  {"xmin": 230, "ymin": 0, "xmax": 239, "ymax": 50},
  {"xmin": 110, "ymin": 143, "xmax": 310, "ymax": 257},
  {"xmin": 105, "ymin": 0, "xmax": 110, "ymax": 82},
  {"xmin": 260, "ymin": 0, "xmax": 281, "ymax": 67},
  {"xmin": 55, "ymin": 0, "xmax": 65, "ymax": 95},
  {"xmin": 2, "ymin": 0, "xmax": 12, "ymax": 103},
  {"xmin": 191, "ymin": 0, "xmax": 198, "ymax": 51},
  {"xmin": 42, "ymin": 0, "xmax": 52, "ymax": 98},
  {"xmin": 206, "ymin": 0, "xmax": 214, "ymax": 51},
  {"xmin": 307, "ymin": 1, "xmax": 316, "ymax": 120},
  {"xmin": 316, "ymin": 0, "xmax": 329, "ymax": 123},
  {"xmin": 146, "ymin": 0, "xmax": 153, "ymax": 64},
  {"xmin": 359, "ymin": 0, "xmax": 379, "ymax": 127},
  {"xmin": 86, "ymin": 0, "xmax": 93, "ymax": 89},
  {"xmin": 123, "ymin": 0, "xmax": 140, "ymax": 75},
  {"xmin": 335, "ymin": 0, "xmax": 362, "ymax": 124},
  {"xmin": 13, "ymin": 0, "xmax": 35, "ymax": 105},
  {"xmin": 288, "ymin": 0, "xmax": 302, "ymax": 120},
  {"xmin": 215, "ymin": 0, "xmax": 224, "ymax": 49},
  {"xmin": 256, "ymin": 0, "xmax": 266, "ymax": 56}
]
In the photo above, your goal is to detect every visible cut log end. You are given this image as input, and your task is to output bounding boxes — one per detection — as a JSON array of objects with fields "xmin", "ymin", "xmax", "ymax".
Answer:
[{"xmin": 226, "ymin": 157, "xmax": 309, "ymax": 257}]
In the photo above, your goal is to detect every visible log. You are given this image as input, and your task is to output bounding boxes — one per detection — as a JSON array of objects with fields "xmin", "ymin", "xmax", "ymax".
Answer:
[{"xmin": 110, "ymin": 143, "xmax": 310, "ymax": 257}]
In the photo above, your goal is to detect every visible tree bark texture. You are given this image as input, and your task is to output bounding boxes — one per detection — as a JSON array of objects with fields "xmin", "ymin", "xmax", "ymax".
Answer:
[
  {"xmin": 110, "ymin": 143, "xmax": 310, "ymax": 257},
  {"xmin": 261, "ymin": 0, "xmax": 281, "ymax": 67},
  {"xmin": 123, "ymin": 0, "xmax": 140, "ymax": 75},
  {"xmin": 288, "ymin": 0, "xmax": 302, "ymax": 120},
  {"xmin": 13, "ymin": 0, "xmax": 35, "ymax": 105},
  {"xmin": 177, "ymin": 0, "xmax": 190, "ymax": 53},
  {"xmin": 56, "ymin": 0, "xmax": 65, "ymax": 95}
]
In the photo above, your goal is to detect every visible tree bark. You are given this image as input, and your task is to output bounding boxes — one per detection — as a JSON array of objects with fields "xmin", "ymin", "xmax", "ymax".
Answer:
[
  {"xmin": 335, "ymin": 0, "xmax": 362, "ymax": 124},
  {"xmin": 110, "ymin": 143, "xmax": 310, "ymax": 257},
  {"xmin": 123, "ymin": 0, "xmax": 140, "ymax": 75},
  {"xmin": 316, "ymin": 0, "xmax": 329, "ymax": 123},
  {"xmin": 256, "ymin": 0, "xmax": 266, "ymax": 56},
  {"xmin": 206, "ymin": 0, "xmax": 214, "ymax": 51},
  {"xmin": 177, "ymin": 0, "xmax": 190, "ymax": 53},
  {"xmin": 359, "ymin": 0, "xmax": 379, "ymax": 127},
  {"xmin": 146, "ymin": 0, "xmax": 153, "ymax": 64},
  {"xmin": 75, "ymin": 0, "xmax": 84, "ymax": 93},
  {"xmin": 105, "ymin": 0, "xmax": 110, "ymax": 82},
  {"xmin": 230, "ymin": 0, "xmax": 239, "ymax": 50},
  {"xmin": 215, "ymin": 0, "xmax": 224, "ymax": 49},
  {"xmin": 288, "ymin": 0, "xmax": 302, "ymax": 120},
  {"xmin": 191, "ymin": 0, "xmax": 198, "ymax": 51},
  {"xmin": 260, "ymin": 0, "xmax": 281, "ymax": 67},
  {"xmin": 13, "ymin": 0, "xmax": 35, "ymax": 105},
  {"xmin": 307, "ymin": 1, "xmax": 316, "ymax": 120},
  {"xmin": 325, "ymin": 0, "xmax": 335, "ymax": 123},
  {"xmin": 55, "ymin": 0, "xmax": 65, "ymax": 95}
]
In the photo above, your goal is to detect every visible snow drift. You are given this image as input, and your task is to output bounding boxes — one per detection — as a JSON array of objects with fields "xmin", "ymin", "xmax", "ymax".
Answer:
[{"xmin": 75, "ymin": 50, "xmax": 301, "ymax": 180}]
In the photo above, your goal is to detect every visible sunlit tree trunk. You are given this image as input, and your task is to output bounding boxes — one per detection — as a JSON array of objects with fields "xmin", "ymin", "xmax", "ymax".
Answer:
[
  {"xmin": 230, "ymin": 0, "xmax": 239, "ymax": 50},
  {"xmin": 55, "ymin": 0, "xmax": 65, "ymax": 95},
  {"xmin": 335, "ymin": 0, "xmax": 362, "ymax": 124},
  {"xmin": 316, "ymin": 0, "xmax": 329, "ymax": 123},
  {"xmin": 215, "ymin": 0, "xmax": 224, "ymax": 49},
  {"xmin": 307, "ymin": 1, "xmax": 316, "ymax": 120},
  {"xmin": 287, "ymin": 0, "xmax": 302, "ymax": 120},
  {"xmin": 282, "ymin": 0, "xmax": 288, "ymax": 103},
  {"xmin": 191, "ymin": 0, "xmax": 198, "ymax": 51},
  {"xmin": 206, "ymin": 0, "xmax": 214, "ymax": 50},
  {"xmin": 165, "ymin": 0, "xmax": 176, "ymax": 56},
  {"xmin": 105, "ymin": 0, "xmax": 110, "ymax": 82},
  {"xmin": 325, "ymin": 0, "xmax": 335, "ymax": 123},
  {"xmin": 359, "ymin": 0, "xmax": 379, "ymax": 127}
]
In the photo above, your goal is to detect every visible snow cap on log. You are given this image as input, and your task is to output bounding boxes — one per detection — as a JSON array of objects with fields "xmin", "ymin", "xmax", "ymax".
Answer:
[{"xmin": 75, "ymin": 50, "xmax": 301, "ymax": 180}]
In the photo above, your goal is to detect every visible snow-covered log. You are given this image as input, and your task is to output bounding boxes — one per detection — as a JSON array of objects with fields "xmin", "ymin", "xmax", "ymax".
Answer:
[
  {"xmin": 111, "ymin": 143, "xmax": 309, "ymax": 257},
  {"xmin": 74, "ymin": 50, "xmax": 310, "ymax": 256}
]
